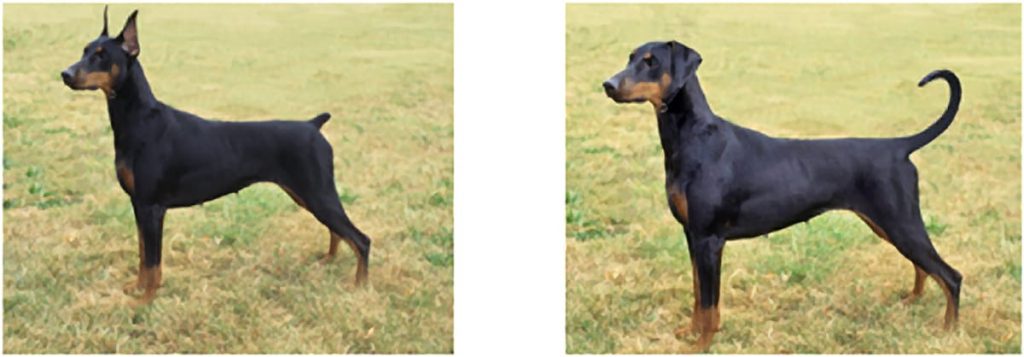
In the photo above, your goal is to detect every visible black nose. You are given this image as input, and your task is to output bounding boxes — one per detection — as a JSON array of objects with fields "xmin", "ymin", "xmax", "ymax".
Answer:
[
  {"xmin": 602, "ymin": 80, "xmax": 617, "ymax": 96},
  {"xmin": 60, "ymin": 69, "xmax": 74, "ymax": 85}
]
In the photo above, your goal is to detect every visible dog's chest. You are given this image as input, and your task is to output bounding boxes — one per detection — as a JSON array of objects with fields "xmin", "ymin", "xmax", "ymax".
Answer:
[
  {"xmin": 666, "ymin": 185, "xmax": 689, "ymax": 225},
  {"xmin": 115, "ymin": 158, "xmax": 135, "ymax": 195}
]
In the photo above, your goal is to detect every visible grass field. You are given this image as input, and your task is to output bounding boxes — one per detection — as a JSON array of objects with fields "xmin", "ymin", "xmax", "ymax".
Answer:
[
  {"xmin": 4, "ymin": 4, "xmax": 452, "ymax": 353},
  {"xmin": 567, "ymin": 4, "xmax": 1020, "ymax": 353}
]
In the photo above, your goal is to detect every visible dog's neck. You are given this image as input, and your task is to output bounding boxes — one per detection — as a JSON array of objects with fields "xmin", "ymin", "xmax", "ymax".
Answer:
[
  {"xmin": 670, "ymin": 75, "xmax": 712, "ymax": 117},
  {"xmin": 106, "ymin": 61, "xmax": 160, "ymax": 149},
  {"xmin": 656, "ymin": 75, "xmax": 714, "ymax": 159}
]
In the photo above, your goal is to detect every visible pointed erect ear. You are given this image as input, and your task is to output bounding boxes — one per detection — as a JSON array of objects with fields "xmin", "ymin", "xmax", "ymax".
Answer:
[
  {"xmin": 665, "ymin": 40, "xmax": 702, "ymax": 102},
  {"xmin": 100, "ymin": 5, "xmax": 109, "ymax": 37},
  {"xmin": 116, "ymin": 10, "xmax": 140, "ymax": 57}
]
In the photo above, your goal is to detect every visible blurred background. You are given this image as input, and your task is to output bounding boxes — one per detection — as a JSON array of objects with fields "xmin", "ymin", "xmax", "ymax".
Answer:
[
  {"xmin": 566, "ymin": 4, "xmax": 1020, "ymax": 353},
  {"xmin": 4, "ymin": 4, "xmax": 452, "ymax": 353}
]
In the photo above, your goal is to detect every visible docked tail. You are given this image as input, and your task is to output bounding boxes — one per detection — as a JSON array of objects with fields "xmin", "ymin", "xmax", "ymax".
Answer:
[
  {"xmin": 901, "ymin": 70, "xmax": 961, "ymax": 153},
  {"xmin": 309, "ymin": 112, "xmax": 331, "ymax": 129}
]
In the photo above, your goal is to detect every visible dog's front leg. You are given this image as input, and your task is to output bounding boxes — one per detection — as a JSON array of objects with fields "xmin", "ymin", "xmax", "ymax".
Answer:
[
  {"xmin": 121, "ymin": 222, "xmax": 145, "ymax": 294},
  {"xmin": 675, "ymin": 228, "xmax": 703, "ymax": 338},
  {"xmin": 689, "ymin": 234, "xmax": 725, "ymax": 352},
  {"xmin": 127, "ymin": 201, "xmax": 166, "ymax": 306}
]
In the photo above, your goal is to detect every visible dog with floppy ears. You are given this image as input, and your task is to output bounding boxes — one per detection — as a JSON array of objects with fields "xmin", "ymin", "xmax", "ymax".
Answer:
[
  {"xmin": 61, "ymin": 7, "xmax": 372, "ymax": 305},
  {"xmin": 603, "ymin": 41, "xmax": 962, "ymax": 351}
]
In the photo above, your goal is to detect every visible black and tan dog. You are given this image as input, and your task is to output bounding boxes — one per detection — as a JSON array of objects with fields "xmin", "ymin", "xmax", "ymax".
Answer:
[
  {"xmin": 602, "ymin": 41, "xmax": 962, "ymax": 350},
  {"xmin": 61, "ymin": 8, "xmax": 372, "ymax": 305}
]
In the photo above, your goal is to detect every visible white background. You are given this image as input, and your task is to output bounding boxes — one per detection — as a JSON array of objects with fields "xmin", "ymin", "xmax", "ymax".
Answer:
[{"xmin": 454, "ymin": 1, "xmax": 566, "ymax": 355}]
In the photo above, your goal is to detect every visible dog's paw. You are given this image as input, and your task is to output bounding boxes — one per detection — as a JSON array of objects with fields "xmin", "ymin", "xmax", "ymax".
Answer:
[
  {"xmin": 688, "ymin": 332, "xmax": 715, "ymax": 353},
  {"xmin": 128, "ymin": 287, "xmax": 159, "ymax": 307},
  {"xmin": 122, "ymin": 279, "xmax": 142, "ymax": 295},
  {"xmin": 317, "ymin": 254, "xmax": 336, "ymax": 265},
  {"xmin": 674, "ymin": 322, "xmax": 705, "ymax": 338},
  {"xmin": 900, "ymin": 290, "xmax": 924, "ymax": 305},
  {"xmin": 129, "ymin": 295, "xmax": 156, "ymax": 308},
  {"xmin": 901, "ymin": 294, "xmax": 921, "ymax": 305}
]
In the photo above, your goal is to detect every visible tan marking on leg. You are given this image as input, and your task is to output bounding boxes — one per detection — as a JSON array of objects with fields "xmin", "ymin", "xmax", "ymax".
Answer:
[
  {"xmin": 319, "ymin": 232, "xmax": 341, "ymax": 265},
  {"xmin": 122, "ymin": 228, "xmax": 146, "ymax": 294},
  {"xmin": 854, "ymin": 211, "xmax": 890, "ymax": 243},
  {"xmin": 931, "ymin": 274, "xmax": 958, "ymax": 329},
  {"xmin": 344, "ymin": 238, "xmax": 368, "ymax": 286},
  {"xmin": 693, "ymin": 305, "xmax": 720, "ymax": 352},
  {"xmin": 676, "ymin": 260, "xmax": 701, "ymax": 338},
  {"xmin": 321, "ymin": 232, "xmax": 368, "ymax": 286},
  {"xmin": 691, "ymin": 244, "xmax": 724, "ymax": 351},
  {"xmin": 902, "ymin": 265, "xmax": 927, "ymax": 304},
  {"xmin": 328, "ymin": 232, "xmax": 340, "ymax": 256},
  {"xmin": 277, "ymin": 185, "xmax": 307, "ymax": 209},
  {"xmin": 854, "ymin": 211, "xmax": 932, "ymax": 305},
  {"xmin": 131, "ymin": 264, "xmax": 161, "ymax": 306}
]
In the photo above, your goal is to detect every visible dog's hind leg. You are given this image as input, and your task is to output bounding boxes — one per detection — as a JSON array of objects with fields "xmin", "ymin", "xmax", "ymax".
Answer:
[
  {"xmin": 308, "ymin": 192, "xmax": 371, "ymax": 286},
  {"xmin": 853, "ymin": 211, "xmax": 928, "ymax": 304},
  {"xmin": 854, "ymin": 172, "xmax": 961, "ymax": 328},
  {"xmin": 886, "ymin": 217, "xmax": 961, "ymax": 329},
  {"xmin": 903, "ymin": 265, "xmax": 928, "ymax": 304},
  {"xmin": 278, "ymin": 174, "xmax": 371, "ymax": 286}
]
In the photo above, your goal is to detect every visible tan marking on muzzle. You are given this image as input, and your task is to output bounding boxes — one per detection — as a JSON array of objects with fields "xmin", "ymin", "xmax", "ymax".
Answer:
[
  {"xmin": 618, "ymin": 73, "xmax": 672, "ymax": 108},
  {"xmin": 77, "ymin": 64, "xmax": 119, "ymax": 98}
]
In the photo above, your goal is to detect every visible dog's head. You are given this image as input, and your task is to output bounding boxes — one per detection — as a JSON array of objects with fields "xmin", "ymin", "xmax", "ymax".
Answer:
[
  {"xmin": 602, "ymin": 41, "xmax": 702, "ymax": 110},
  {"xmin": 60, "ymin": 6, "xmax": 140, "ymax": 98}
]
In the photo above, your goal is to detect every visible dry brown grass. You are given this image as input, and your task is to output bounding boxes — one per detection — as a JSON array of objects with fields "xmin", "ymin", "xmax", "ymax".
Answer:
[
  {"xmin": 567, "ymin": 4, "xmax": 1020, "ymax": 353},
  {"xmin": 4, "ymin": 4, "xmax": 452, "ymax": 353}
]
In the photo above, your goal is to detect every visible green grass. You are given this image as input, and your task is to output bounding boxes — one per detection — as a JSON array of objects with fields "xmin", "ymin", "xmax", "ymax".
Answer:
[
  {"xmin": 4, "ymin": 4, "xmax": 452, "ymax": 353},
  {"xmin": 567, "ymin": 4, "xmax": 1020, "ymax": 353}
]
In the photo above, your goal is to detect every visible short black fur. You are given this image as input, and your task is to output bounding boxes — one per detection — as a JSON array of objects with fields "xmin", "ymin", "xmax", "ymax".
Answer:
[
  {"xmin": 61, "ymin": 7, "xmax": 372, "ymax": 304},
  {"xmin": 603, "ymin": 40, "xmax": 962, "ymax": 350}
]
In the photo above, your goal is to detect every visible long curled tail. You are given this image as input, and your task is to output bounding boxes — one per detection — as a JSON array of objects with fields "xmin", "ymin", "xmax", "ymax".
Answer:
[{"xmin": 901, "ymin": 70, "xmax": 961, "ymax": 153}]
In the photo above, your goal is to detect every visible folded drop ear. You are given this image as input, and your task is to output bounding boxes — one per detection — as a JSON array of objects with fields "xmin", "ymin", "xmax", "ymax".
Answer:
[
  {"xmin": 664, "ymin": 41, "xmax": 702, "ymax": 103},
  {"xmin": 116, "ymin": 10, "xmax": 140, "ymax": 57}
]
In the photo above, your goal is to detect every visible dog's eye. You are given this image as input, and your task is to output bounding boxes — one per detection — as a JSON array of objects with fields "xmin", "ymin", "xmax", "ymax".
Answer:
[{"xmin": 643, "ymin": 56, "xmax": 655, "ymax": 67}]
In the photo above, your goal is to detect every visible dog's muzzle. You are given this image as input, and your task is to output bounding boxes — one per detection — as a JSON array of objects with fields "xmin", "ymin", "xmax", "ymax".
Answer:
[
  {"xmin": 60, "ymin": 66, "xmax": 84, "ymax": 89},
  {"xmin": 604, "ymin": 76, "xmax": 630, "ymax": 102}
]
